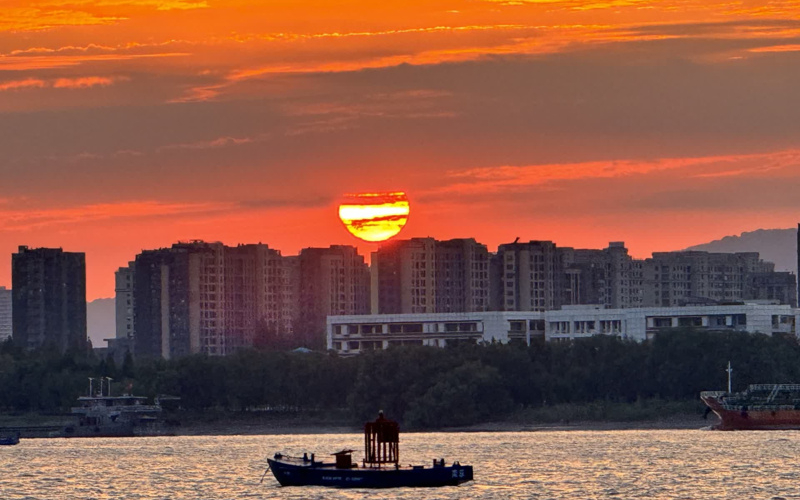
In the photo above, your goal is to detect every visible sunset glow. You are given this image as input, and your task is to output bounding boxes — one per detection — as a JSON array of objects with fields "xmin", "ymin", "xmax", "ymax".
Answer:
[
  {"xmin": 338, "ymin": 192, "xmax": 410, "ymax": 243},
  {"xmin": 2, "ymin": 0, "xmax": 800, "ymax": 299}
]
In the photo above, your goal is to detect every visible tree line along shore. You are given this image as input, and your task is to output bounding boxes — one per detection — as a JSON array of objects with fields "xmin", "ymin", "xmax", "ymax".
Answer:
[{"xmin": 1, "ymin": 329, "xmax": 798, "ymax": 430}]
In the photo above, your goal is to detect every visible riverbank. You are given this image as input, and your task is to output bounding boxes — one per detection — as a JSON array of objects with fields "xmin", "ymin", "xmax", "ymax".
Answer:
[
  {"xmin": 175, "ymin": 410, "xmax": 358, "ymax": 436},
  {"xmin": 172, "ymin": 401, "xmax": 715, "ymax": 435},
  {"xmin": 442, "ymin": 413, "xmax": 713, "ymax": 433},
  {"xmin": 0, "ymin": 401, "xmax": 716, "ymax": 437},
  {"xmin": 178, "ymin": 414, "xmax": 713, "ymax": 435}
]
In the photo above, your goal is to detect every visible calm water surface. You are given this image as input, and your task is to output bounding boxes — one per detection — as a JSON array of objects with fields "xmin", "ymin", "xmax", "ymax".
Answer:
[{"xmin": 1, "ymin": 430, "xmax": 799, "ymax": 499}]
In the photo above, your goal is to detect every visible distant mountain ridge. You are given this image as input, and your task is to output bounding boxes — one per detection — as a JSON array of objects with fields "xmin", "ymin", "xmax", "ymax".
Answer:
[
  {"xmin": 87, "ymin": 297, "xmax": 115, "ymax": 348},
  {"xmin": 685, "ymin": 227, "xmax": 797, "ymax": 275}
]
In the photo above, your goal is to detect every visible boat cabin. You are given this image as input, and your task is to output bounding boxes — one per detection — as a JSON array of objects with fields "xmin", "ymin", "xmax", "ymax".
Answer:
[
  {"xmin": 333, "ymin": 450, "xmax": 355, "ymax": 469},
  {"xmin": 364, "ymin": 411, "xmax": 400, "ymax": 468},
  {"xmin": 327, "ymin": 412, "xmax": 401, "ymax": 470}
]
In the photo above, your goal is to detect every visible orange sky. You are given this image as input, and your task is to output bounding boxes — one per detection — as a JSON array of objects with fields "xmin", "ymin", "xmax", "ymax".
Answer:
[{"xmin": 3, "ymin": 0, "xmax": 800, "ymax": 299}]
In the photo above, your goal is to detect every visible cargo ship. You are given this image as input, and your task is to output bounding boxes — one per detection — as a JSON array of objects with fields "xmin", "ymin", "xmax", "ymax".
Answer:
[{"xmin": 701, "ymin": 384, "xmax": 800, "ymax": 430}]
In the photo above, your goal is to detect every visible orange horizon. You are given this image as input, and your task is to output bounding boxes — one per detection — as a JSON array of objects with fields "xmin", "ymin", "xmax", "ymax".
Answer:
[
  {"xmin": 1, "ymin": 201, "xmax": 797, "ymax": 300},
  {"xmin": 3, "ymin": 1, "xmax": 800, "ymax": 299}
]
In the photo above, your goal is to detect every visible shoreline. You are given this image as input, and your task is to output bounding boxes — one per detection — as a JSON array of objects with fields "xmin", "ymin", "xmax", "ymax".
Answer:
[
  {"xmin": 174, "ymin": 412, "xmax": 715, "ymax": 436},
  {"xmin": 0, "ymin": 411, "xmax": 718, "ymax": 437}
]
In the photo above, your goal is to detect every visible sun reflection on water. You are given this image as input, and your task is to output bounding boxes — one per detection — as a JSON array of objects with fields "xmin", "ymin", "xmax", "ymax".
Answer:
[{"xmin": 1, "ymin": 430, "xmax": 800, "ymax": 499}]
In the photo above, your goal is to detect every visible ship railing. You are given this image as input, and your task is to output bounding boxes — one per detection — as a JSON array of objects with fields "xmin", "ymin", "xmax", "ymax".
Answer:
[
  {"xmin": 748, "ymin": 384, "xmax": 800, "ymax": 392},
  {"xmin": 120, "ymin": 404, "xmax": 161, "ymax": 412},
  {"xmin": 767, "ymin": 385, "xmax": 782, "ymax": 403},
  {"xmin": 700, "ymin": 391, "xmax": 725, "ymax": 399},
  {"xmin": 71, "ymin": 404, "xmax": 162, "ymax": 413},
  {"xmin": 273, "ymin": 453, "xmax": 322, "ymax": 465},
  {"xmin": 720, "ymin": 404, "xmax": 800, "ymax": 411}
]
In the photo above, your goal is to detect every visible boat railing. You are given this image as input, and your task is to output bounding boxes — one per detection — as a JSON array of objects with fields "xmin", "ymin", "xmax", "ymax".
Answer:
[
  {"xmin": 720, "ymin": 404, "xmax": 800, "ymax": 411},
  {"xmin": 71, "ymin": 404, "xmax": 162, "ymax": 413},
  {"xmin": 700, "ymin": 391, "xmax": 725, "ymax": 399},
  {"xmin": 748, "ymin": 384, "xmax": 800, "ymax": 392},
  {"xmin": 273, "ymin": 453, "xmax": 322, "ymax": 465},
  {"xmin": 767, "ymin": 385, "xmax": 782, "ymax": 402}
]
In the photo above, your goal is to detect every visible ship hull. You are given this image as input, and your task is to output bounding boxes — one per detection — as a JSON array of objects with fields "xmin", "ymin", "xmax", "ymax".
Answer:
[
  {"xmin": 0, "ymin": 436, "xmax": 19, "ymax": 446},
  {"xmin": 62, "ymin": 424, "xmax": 171, "ymax": 438},
  {"xmin": 701, "ymin": 394, "xmax": 800, "ymax": 430},
  {"xmin": 268, "ymin": 458, "xmax": 473, "ymax": 488}
]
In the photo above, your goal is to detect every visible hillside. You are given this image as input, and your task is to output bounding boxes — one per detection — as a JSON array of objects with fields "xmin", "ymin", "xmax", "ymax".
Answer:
[
  {"xmin": 685, "ymin": 228, "xmax": 796, "ymax": 274},
  {"xmin": 87, "ymin": 297, "xmax": 115, "ymax": 348}
]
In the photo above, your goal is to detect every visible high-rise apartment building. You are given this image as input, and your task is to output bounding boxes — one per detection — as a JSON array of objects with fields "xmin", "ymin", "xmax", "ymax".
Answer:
[
  {"xmin": 642, "ymin": 251, "xmax": 781, "ymax": 307},
  {"xmin": 115, "ymin": 263, "xmax": 135, "ymax": 341},
  {"xmin": 373, "ymin": 238, "xmax": 490, "ymax": 314},
  {"xmin": 131, "ymin": 241, "xmax": 302, "ymax": 358},
  {"xmin": 225, "ymin": 244, "xmax": 296, "ymax": 351},
  {"xmin": 564, "ymin": 242, "xmax": 644, "ymax": 309},
  {"xmin": 133, "ymin": 246, "xmax": 186, "ymax": 359},
  {"xmin": 107, "ymin": 262, "xmax": 136, "ymax": 360},
  {"xmin": 745, "ymin": 272, "xmax": 797, "ymax": 306},
  {"xmin": 133, "ymin": 241, "xmax": 226, "ymax": 359},
  {"xmin": 0, "ymin": 286, "xmax": 11, "ymax": 341},
  {"xmin": 493, "ymin": 241, "xmax": 564, "ymax": 312},
  {"xmin": 224, "ymin": 245, "xmax": 261, "ymax": 352},
  {"xmin": 297, "ymin": 245, "xmax": 370, "ymax": 347},
  {"xmin": 796, "ymin": 223, "xmax": 800, "ymax": 303},
  {"xmin": 435, "ymin": 239, "xmax": 490, "ymax": 313},
  {"xmin": 492, "ymin": 240, "xmax": 794, "ymax": 312},
  {"xmin": 374, "ymin": 238, "xmax": 437, "ymax": 314},
  {"xmin": 11, "ymin": 246, "xmax": 87, "ymax": 352}
]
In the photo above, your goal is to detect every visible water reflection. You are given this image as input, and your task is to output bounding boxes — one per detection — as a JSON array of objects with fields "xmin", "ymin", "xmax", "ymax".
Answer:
[{"xmin": 1, "ymin": 430, "xmax": 799, "ymax": 499}]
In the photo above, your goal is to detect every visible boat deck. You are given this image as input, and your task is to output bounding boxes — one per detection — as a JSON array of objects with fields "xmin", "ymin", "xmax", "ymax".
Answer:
[{"xmin": 268, "ymin": 454, "xmax": 473, "ymax": 488}]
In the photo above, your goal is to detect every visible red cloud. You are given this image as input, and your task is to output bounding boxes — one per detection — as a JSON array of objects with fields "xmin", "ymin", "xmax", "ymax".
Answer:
[
  {"xmin": 0, "ymin": 78, "xmax": 46, "ymax": 91},
  {"xmin": 52, "ymin": 76, "xmax": 117, "ymax": 89}
]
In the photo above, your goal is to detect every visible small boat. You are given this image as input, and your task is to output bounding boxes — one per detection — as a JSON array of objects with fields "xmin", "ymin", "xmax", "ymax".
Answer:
[
  {"xmin": 0, "ymin": 433, "xmax": 20, "ymax": 446},
  {"xmin": 265, "ymin": 412, "xmax": 473, "ymax": 488}
]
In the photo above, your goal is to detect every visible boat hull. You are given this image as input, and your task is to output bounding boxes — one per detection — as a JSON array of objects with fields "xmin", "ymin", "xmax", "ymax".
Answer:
[
  {"xmin": 701, "ymin": 393, "xmax": 800, "ymax": 430},
  {"xmin": 62, "ymin": 420, "xmax": 172, "ymax": 438},
  {"xmin": 267, "ymin": 458, "xmax": 473, "ymax": 488}
]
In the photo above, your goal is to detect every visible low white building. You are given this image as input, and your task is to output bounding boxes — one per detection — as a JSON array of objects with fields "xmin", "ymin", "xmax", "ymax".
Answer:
[
  {"xmin": 545, "ymin": 304, "xmax": 797, "ymax": 342},
  {"xmin": 326, "ymin": 303, "xmax": 799, "ymax": 355}
]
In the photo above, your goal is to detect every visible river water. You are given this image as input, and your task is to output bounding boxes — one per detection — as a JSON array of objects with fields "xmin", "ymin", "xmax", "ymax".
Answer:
[{"xmin": 1, "ymin": 430, "xmax": 798, "ymax": 499}]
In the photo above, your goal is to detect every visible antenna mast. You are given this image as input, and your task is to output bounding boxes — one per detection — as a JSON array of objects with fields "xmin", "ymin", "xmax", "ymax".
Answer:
[{"xmin": 726, "ymin": 361, "xmax": 733, "ymax": 393}]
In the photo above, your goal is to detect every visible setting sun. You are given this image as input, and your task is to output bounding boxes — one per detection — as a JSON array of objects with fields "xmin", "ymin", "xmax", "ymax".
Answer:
[{"xmin": 338, "ymin": 192, "xmax": 410, "ymax": 242}]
